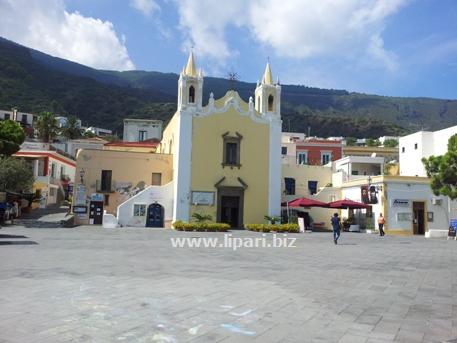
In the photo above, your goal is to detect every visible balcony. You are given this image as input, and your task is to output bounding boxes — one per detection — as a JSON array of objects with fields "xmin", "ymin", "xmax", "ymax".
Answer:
[{"xmin": 96, "ymin": 180, "xmax": 115, "ymax": 193}]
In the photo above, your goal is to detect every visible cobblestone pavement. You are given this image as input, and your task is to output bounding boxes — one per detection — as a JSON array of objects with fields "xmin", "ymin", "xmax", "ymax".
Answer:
[{"xmin": 0, "ymin": 227, "xmax": 456, "ymax": 343}]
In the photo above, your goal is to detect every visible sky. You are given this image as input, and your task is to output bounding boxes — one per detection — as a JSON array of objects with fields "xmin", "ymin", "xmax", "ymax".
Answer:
[{"xmin": 0, "ymin": 0, "xmax": 456, "ymax": 99}]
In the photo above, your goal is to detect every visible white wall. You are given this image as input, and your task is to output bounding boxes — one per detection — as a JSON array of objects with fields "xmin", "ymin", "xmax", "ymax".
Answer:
[
  {"xmin": 117, "ymin": 181, "xmax": 174, "ymax": 227},
  {"xmin": 386, "ymin": 182, "xmax": 449, "ymax": 237},
  {"xmin": 400, "ymin": 126, "xmax": 457, "ymax": 177},
  {"xmin": 123, "ymin": 120, "xmax": 163, "ymax": 142}
]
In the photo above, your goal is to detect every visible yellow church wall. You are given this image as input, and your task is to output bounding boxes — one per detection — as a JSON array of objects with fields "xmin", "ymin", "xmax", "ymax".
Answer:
[
  {"xmin": 190, "ymin": 105, "xmax": 270, "ymax": 225},
  {"xmin": 159, "ymin": 112, "xmax": 178, "ymax": 155}
]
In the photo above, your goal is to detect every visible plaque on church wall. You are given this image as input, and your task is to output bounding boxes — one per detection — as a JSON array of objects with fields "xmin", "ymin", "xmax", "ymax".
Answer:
[{"xmin": 191, "ymin": 191, "xmax": 215, "ymax": 205}]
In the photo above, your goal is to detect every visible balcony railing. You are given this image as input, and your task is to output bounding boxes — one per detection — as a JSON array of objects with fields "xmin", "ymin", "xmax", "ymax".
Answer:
[{"xmin": 96, "ymin": 180, "xmax": 115, "ymax": 193}]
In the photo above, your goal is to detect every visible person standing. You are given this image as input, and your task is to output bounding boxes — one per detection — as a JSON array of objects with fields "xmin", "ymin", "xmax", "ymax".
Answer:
[
  {"xmin": 378, "ymin": 213, "xmax": 385, "ymax": 236},
  {"xmin": 331, "ymin": 213, "xmax": 341, "ymax": 244}
]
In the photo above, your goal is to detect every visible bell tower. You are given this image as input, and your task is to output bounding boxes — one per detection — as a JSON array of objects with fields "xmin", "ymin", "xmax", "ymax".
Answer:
[
  {"xmin": 178, "ymin": 51, "xmax": 203, "ymax": 111},
  {"xmin": 255, "ymin": 62, "xmax": 281, "ymax": 117}
]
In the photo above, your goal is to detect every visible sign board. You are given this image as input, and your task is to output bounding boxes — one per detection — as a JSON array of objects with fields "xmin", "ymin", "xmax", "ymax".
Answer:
[
  {"xmin": 90, "ymin": 193, "xmax": 104, "ymax": 202},
  {"xmin": 191, "ymin": 191, "xmax": 215, "ymax": 206},
  {"xmin": 73, "ymin": 205, "xmax": 87, "ymax": 214},
  {"xmin": 75, "ymin": 184, "xmax": 86, "ymax": 205},
  {"xmin": 392, "ymin": 199, "xmax": 410, "ymax": 207}
]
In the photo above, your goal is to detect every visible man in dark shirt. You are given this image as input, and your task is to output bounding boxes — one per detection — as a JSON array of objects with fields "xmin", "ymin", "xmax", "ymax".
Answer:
[{"xmin": 331, "ymin": 213, "xmax": 341, "ymax": 245}]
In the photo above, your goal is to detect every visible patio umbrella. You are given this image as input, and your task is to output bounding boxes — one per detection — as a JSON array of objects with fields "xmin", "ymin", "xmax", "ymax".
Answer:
[
  {"xmin": 283, "ymin": 197, "xmax": 329, "ymax": 208},
  {"xmin": 327, "ymin": 199, "xmax": 369, "ymax": 209}
]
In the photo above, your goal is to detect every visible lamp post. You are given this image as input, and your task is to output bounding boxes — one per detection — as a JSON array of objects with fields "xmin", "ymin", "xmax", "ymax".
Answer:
[{"xmin": 79, "ymin": 168, "xmax": 85, "ymax": 184}]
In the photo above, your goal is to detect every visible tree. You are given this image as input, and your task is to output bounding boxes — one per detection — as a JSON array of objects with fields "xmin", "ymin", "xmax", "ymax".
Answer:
[
  {"xmin": 0, "ymin": 157, "xmax": 34, "ymax": 192},
  {"xmin": 383, "ymin": 139, "xmax": 398, "ymax": 147},
  {"xmin": 60, "ymin": 116, "xmax": 81, "ymax": 140},
  {"xmin": 366, "ymin": 138, "xmax": 380, "ymax": 147},
  {"xmin": 0, "ymin": 120, "xmax": 25, "ymax": 156},
  {"xmin": 423, "ymin": 134, "xmax": 457, "ymax": 199},
  {"xmin": 345, "ymin": 137, "xmax": 357, "ymax": 146},
  {"xmin": 36, "ymin": 111, "xmax": 58, "ymax": 142}
]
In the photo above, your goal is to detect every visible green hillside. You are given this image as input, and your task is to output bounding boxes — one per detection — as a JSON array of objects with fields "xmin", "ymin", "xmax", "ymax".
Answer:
[{"xmin": 1, "ymin": 37, "xmax": 456, "ymax": 137}]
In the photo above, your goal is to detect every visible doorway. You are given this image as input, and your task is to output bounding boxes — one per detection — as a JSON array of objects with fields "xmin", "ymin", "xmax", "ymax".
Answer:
[
  {"xmin": 413, "ymin": 202, "xmax": 425, "ymax": 235},
  {"xmin": 89, "ymin": 201, "xmax": 103, "ymax": 225},
  {"xmin": 217, "ymin": 187, "xmax": 244, "ymax": 229},
  {"xmin": 146, "ymin": 203, "xmax": 164, "ymax": 228}
]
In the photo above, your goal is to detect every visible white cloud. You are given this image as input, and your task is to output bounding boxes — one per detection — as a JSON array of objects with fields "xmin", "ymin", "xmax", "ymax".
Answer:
[
  {"xmin": 130, "ymin": 0, "xmax": 161, "ymax": 16},
  {"xmin": 175, "ymin": 0, "xmax": 407, "ymax": 71},
  {"xmin": 0, "ymin": 0, "xmax": 134, "ymax": 70}
]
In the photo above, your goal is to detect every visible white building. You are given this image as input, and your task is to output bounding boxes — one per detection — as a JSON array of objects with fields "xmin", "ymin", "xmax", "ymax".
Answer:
[
  {"xmin": 56, "ymin": 116, "xmax": 82, "ymax": 129},
  {"xmin": 85, "ymin": 126, "xmax": 112, "ymax": 136},
  {"xmin": 399, "ymin": 125, "xmax": 457, "ymax": 177},
  {"xmin": 52, "ymin": 137, "xmax": 107, "ymax": 158},
  {"xmin": 14, "ymin": 142, "xmax": 76, "ymax": 206},
  {"xmin": 123, "ymin": 119, "xmax": 163, "ymax": 142},
  {"xmin": 0, "ymin": 109, "xmax": 35, "ymax": 127}
]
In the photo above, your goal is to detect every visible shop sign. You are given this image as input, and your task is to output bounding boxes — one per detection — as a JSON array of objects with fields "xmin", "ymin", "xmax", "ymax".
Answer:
[{"xmin": 392, "ymin": 199, "xmax": 410, "ymax": 207}]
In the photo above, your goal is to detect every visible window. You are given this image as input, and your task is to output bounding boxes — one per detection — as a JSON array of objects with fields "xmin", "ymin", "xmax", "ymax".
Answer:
[
  {"xmin": 352, "ymin": 170, "xmax": 359, "ymax": 175},
  {"xmin": 104, "ymin": 195, "xmax": 109, "ymax": 206},
  {"xmin": 297, "ymin": 152, "xmax": 308, "ymax": 165},
  {"xmin": 226, "ymin": 143, "xmax": 238, "ymax": 164},
  {"xmin": 268, "ymin": 95, "xmax": 274, "ymax": 111},
  {"xmin": 281, "ymin": 147, "xmax": 287, "ymax": 155},
  {"xmin": 51, "ymin": 163, "xmax": 56, "ymax": 178},
  {"xmin": 152, "ymin": 173, "xmax": 162, "ymax": 186},
  {"xmin": 308, "ymin": 181, "xmax": 318, "ymax": 195},
  {"xmin": 4, "ymin": 113, "xmax": 10, "ymax": 120},
  {"xmin": 402, "ymin": 147, "xmax": 405, "ymax": 153},
  {"xmin": 321, "ymin": 152, "xmax": 332, "ymax": 165},
  {"xmin": 189, "ymin": 85, "xmax": 195, "ymax": 103},
  {"xmin": 21, "ymin": 114, "xmax": 27, "ymax": 124},
  {"xmin": 222, "ymin": 134, "xmax": 242, "ymax": 167},
  {"xmin": 138, "ymin": 130, "xmax": 147, "ymax": 141},
  {"xmin": 284, "ymin": 177, "xmax": 295, "ymax": 195},
  {"xmin": 133, "ymin": 204, "xmax": 146, "ymax": 217},
  {"xmin": 414, "ymin": 143, "xmax": 418, "ymax": 150},
  {"xmin": 101, "ymin": 170, "xmax": 112, "ymax": 192}
]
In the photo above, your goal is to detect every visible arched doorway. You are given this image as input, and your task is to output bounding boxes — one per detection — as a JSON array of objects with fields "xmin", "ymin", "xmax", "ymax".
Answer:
[{"xmin": 146, "ymin": 203, "xmax": 164, "ymax": 228}]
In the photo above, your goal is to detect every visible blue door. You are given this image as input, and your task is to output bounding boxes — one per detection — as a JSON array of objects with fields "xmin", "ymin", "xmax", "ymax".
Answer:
[{"xmin": 146, "ymin": 203, "xmax": 164, "ymax": 228}]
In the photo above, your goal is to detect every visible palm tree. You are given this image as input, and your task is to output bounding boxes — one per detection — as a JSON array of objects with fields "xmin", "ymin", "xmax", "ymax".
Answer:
[
  {"xmin": 36, "ymin": 112, "xmax": 58, "ymax": 143},
  {"xmin": 61, "ymin": 116, "xmax": 81, "ymax": 140}
]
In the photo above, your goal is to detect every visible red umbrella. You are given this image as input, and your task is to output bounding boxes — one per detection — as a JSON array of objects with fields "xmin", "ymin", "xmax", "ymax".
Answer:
[
  {"xmin": 282, "ymin": 197, "xmax": 328, "ymax": 208},
  {"xmin": 328, "ymin": 199, "xmax": 369, "ymax": 209}
]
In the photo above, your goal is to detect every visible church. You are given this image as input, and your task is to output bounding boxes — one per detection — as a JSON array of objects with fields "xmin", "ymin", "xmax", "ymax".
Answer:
[{"xmin": 74, "ymin": 52, "xmax": 282, "ymax": 228}]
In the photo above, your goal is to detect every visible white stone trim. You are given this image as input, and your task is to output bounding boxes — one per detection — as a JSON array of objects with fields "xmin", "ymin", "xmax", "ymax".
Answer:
[
  {"xmin": 172, "ymin": 111, "xmax": 193, "ymax": 222},
  {"xmin": 198, "ymin": 92, "xmax": 272, "ymax": 124},
  {"xmin": 268, "ymin": 118, "xmax": 282, "ymax": 217}
]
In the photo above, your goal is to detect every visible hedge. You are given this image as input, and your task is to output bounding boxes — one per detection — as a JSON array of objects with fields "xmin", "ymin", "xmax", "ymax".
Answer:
[
  {"xmin": 245, "ymin": 223, "xmax": 300, "ymax": 233},
  {"xmin": 172, "ymin": 221, "xmax": 230, "ymax": 232}
]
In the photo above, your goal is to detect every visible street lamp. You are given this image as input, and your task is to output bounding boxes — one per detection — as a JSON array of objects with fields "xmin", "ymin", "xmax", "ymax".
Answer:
[{"xmin": 79, "ymin": 168, "xmax": 85, "ymax": 183}]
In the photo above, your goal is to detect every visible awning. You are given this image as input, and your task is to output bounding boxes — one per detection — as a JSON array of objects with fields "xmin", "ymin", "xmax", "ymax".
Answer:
[
  {"xmin": 282, "ymin": 197, "xmax": 328, "ymax": 208},
  {"xmin": 327, "ymin": 199, "xmax": 369, "ymax": 209}
]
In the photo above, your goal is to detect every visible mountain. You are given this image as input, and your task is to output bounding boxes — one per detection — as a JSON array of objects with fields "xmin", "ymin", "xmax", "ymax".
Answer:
[{"xmin": 1, "ymin": 37, "xmax": 457, "ymax": 138}]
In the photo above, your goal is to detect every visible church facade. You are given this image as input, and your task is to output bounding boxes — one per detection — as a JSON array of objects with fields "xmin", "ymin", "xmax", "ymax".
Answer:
[
  {"xmin": 159, "ymin": 52, "xmax": 282, "ymax": 227},
  {"xmin": 73, "ymin": 52, "xmax": 282, "ymax": 228}
]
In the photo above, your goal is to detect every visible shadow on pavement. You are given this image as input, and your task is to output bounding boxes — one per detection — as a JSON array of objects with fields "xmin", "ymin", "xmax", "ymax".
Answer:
[
  {"xmin": 0, "ymin": 234, "xmax": 27, "ymax": 239},
  {"xmin": 0, "ymin": 241, "xmax": 38, "ymax": 245}
]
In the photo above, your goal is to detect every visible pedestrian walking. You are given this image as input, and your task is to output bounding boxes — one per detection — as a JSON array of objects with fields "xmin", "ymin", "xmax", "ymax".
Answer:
[
  {"xmin": 378, "ymin": 213, "xmax": 385, "ymax": 236},
  {"xmin": 331, "ymin": 213, "xmax": 341, "ymax": 244}
]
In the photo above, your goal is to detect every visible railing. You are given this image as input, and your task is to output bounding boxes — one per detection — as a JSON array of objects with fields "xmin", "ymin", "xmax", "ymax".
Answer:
[{"xmin": 96, "ymin": 180, "xmax": 115, "ymax": 193}]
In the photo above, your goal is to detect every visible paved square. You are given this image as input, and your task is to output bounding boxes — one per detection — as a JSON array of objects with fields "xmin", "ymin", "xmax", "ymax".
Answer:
[{"xmin": 1, "ymin": 227, "xmax": 457, "ymax": 343}]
